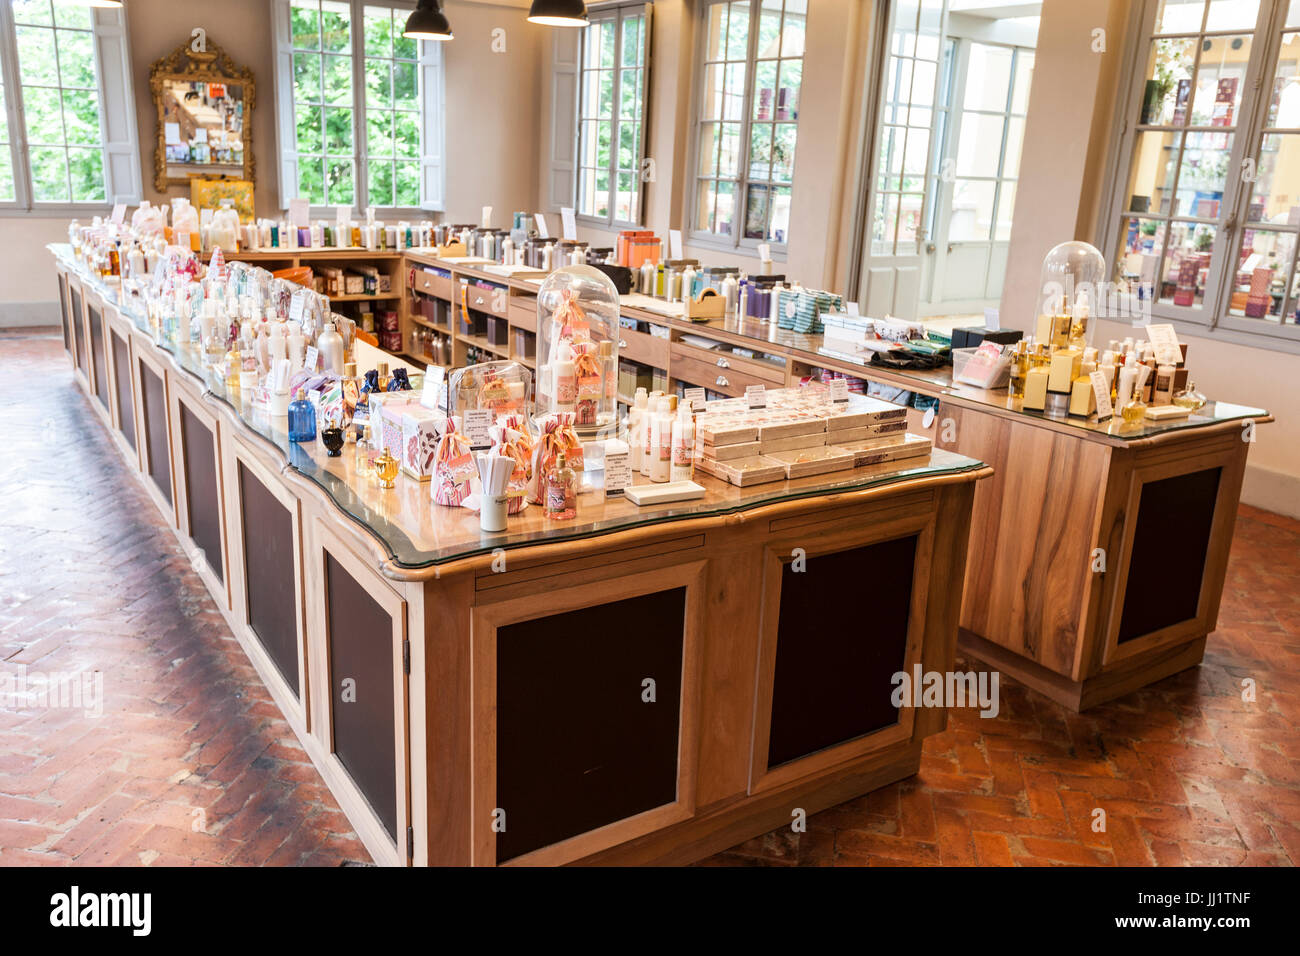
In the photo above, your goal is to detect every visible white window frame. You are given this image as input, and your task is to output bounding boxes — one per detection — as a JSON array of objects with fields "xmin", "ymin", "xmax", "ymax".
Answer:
[
  {"xmin": 574, "ymin": 2, "xmax": 651, "ymax": 228},
  {"xmin": 687, "ymin": 0, "xmax": 805, "ymax": 255},
  {"xmin": 271, "ymin": 0, "xmax": 445, "ymax": 217},
  {"xmin": 0, "ymin": 1, "xmax": 141, "ymax": 216},
  {"xmin": 1100, "ymin": 0, "xmax": 1300, "ymax": 352}
]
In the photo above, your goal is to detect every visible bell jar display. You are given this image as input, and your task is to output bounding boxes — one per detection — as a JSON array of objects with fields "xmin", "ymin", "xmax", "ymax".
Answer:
[
  {"xmin": 534, "ymin": 265, "xmax": 619, "ymax": 432},
  {"xmin": 1036, "ymin": 240, "xmax": 1106, "ymax": 350}
]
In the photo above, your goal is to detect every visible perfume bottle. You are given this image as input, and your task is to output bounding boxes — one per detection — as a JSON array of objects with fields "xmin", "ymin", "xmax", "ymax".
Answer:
[
  {"xmin": 355, "ymin": 424, "xmax": 378, "ymax": 481},
  {"xmin": 288, "ymin": 389, "xmax": 316, "ymax": 443},
  {"xmin": 224, "ymin": 345, "xmax": 242, "ymax": 394},
  {"xmin": 1172, "ymin": 381, "xmax": 1207, "ymax": 411},
  {"xmin": 544, "ymin": 450, "xmax": 577, "ymax": 521},
  {"xmin": 1007, "ymin": 341, "xmax": 1028, "ymax": 399},
  {"xmin": 374, "ymin": 451, "xmax": 400, "ymax": 488}
]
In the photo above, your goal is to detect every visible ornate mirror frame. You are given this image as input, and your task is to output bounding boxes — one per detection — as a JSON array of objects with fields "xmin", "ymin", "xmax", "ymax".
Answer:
[{"xmin": 149, "ymin": 39, "xmax": 256, "ymax": 192}]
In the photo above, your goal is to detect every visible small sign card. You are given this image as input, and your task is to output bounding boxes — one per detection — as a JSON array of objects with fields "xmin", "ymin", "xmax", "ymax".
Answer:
[
  {"xmin": 303, "ymin": 345, "xmax": 319, "ymax": 372},
  {"xmin": 1146, "ymin": 323, "xmax": 1182, "ymax": 366},
  {"xmin": 683, "ymin": 386, "xmax": 706, "ymax": 409},
  {"xmin": 289, "ymin": 198, "xmax": 310, "ymax": 229},
  {"xmin": 984, "ymin": 307, "xmax": 1000, "ymax": 330},
  {"xmin": 463, "ymin": 408, "xmax": 494, "ymax": 449},
  {"xmin": 560, "ymin": 207, "xmax": 577, "ymax": 241},
  {"xmin": 111, "ymin": 202, "xmax": 126, "ymax": 225},
  {"xmin": 420, "ymin": 366, "xmax": 446, "ymax": 410},
  {"xmin": 757, "ymin": 242, "xmax": 772, "ymax": 265},
  {"xmin": 604, "ymin": 446, "xmax": 631, "ymax": 497},
  {"xmin": 746, "ymin": 384, "xmax": 767, "ymax": 409},
  {"xmin": 481, "ymin": 205, "xmax": 493, "ymax": 228},
  {"xmin": 533, "ymin": 212, "xmax": 549, "ymax": 239},
  {"xmin": 669, "ymin": 229, "xmax": 683, "ymax": 260},
  {"xmin": 829, "ymin": 378, "xmax": 850, "ymax": 402},
  {"xmin": 289, "ymin": 288, "xmax": 307, "ymax": 322},
  {"xmin": 1090, "ymin": 370, "xmax": 1114, "ymax": 421}
]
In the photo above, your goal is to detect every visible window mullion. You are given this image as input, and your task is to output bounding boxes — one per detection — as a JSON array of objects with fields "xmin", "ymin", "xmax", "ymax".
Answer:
[
  {"xmin": 0, "ymin": 3, "xmax": 32, "ymax": 208},
  {"xmin": 736, "ymin": 0, "xmax": 761, "ymax": 249},
  {"xmin": 353, "ymin": 0, "xmax": 366, "ymax": 212},
  {"xmin": 609, "ymin": 14, "xmax": 621, "ymax": 226}
]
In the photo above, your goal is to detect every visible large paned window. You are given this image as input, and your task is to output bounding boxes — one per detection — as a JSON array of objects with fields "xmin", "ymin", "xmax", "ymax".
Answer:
[
  {"xmin": 273, "ymin": 0, "xmax": 444, "ymax": 212},
  {"xmin": 576, "ymin": 3, "xmax": 649, "ymax": 225},
  {"xmin": 693, "ymin": 0, "xmax": 805, "ymax": 248},
  {"xmin": 0, "ymin": 0, "xmax": 140, "ymax": 210},
  {"xmin": 1107, "ymin": 0, "xmax": 1300, "ymax": 346}
]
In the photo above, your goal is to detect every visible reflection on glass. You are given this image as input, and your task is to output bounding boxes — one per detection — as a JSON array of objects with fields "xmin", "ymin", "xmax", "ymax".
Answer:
[
  {"xmin": 1155, "ymin": 0, "xmax": 1206, "ymax": 34},
  {"xmin": 1245, "ymin": 133, "xmax": 1300, "ymax": 223},
  {"xmin": 1141, "ymin": 38, "xmax": 1195, "ymax": 126},
  {"xmin": 1229, "ymin": 227, "xmax": 1294, "ymax": 319},
  {"xmin": 1190, "ymin": 35, "xmax": 1250, "ymax": 127},
  {"xmin": 1159, "ymin": 220, "xmax": 1217, "ymax": 307},
  {"xmin": 1172, "ymin": 131, "xmax": 1232, "ymax": 217},
  {"xmin": 949, "ymin": 180, "xmax": 995, "ymax": 242}
]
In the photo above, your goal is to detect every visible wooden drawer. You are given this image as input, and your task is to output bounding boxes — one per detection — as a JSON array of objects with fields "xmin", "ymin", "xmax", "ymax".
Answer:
[
  {"xmin": 617, "ymin": 325, "xmax": 670, "ymax": 369},
  {"xmin": 510, "ymin": 296, "xmax": 537, "ymax": 334},
  {"xmin": 412, "ymin": 268, "xmax": 452, "ymax": 301},
  {"xmin": 671, "ymin": 341, "xmax": 785, "ymax": 386},
  {"xmin": 671, "ymin": 352, "xmax": 777, "ymax": 397},
  {"xmin": 461, "ymin": 280, "xmax": 509, "ymax": 319}
]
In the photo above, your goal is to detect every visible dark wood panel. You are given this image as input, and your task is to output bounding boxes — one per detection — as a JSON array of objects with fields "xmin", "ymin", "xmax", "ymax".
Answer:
[
  {"xmin": 767, "ymin": 535, "xmax": 917, "ymax": 769},
  {"xmin": 139, "ymin": 361, "xmax": 171, "ymax": 506},
  {"xmin": 495, "ymin": 588, "xmax": 686, "ymax": 863},
  {"xmin": 325, "ymin": 552, "xmax": 397, "ymax": 839},
  {"xmin": 57, "ymin": 273, "xmax": 71, "ymax": 353},
  {"xmin": 71, "ymin": 288, "xmax": 86, "ymax": 372},
  {"xmin": 179, "ymin": 405, "xmax": 223, "ymax": 585},
  {"xmin": 110, "ymin": 331, "xmax": 135, "ymax": 451},
  {"xmin": 1118, "ymin": 467, "xmax": 1222, "ymax": 644},
  {"xmin": 88, "ymin": 307, "xmax": 108, "ymax": 411},
  {"xmin": 239, "ymin": 463, "xmax": 299, "ymax": 698}
]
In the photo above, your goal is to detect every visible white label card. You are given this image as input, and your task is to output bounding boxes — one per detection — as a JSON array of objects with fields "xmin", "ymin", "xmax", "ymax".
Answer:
[
  {"xmin": 289, "ymin": 289, "xmax": 307, "ymax": 322},
  {"xmin": 1090, "ymin": 370, "xmax": 1113, "ymax": 420},
  {"xmin": 560, "ymin": 207, "xmax": 577, "ymax": 240},
  {"xmin": 746, "ymin": 384, "xmax": 767, "ymax": 409},
  {"xmin": 111, "ymin": 202, "xmax": 126, "ymax": 225},
  {"xmin": 335, "ymin": 205, "xmax": 351, "ymax": 225},
  {"xmin": 464, "ymin": 408, "xmax": 494, "ymax": 449},
  {"xmin": 533, "ymin": 212, "xmax": 549, "ymax": 239},
  {"xmin": 1146, "ymin": 323, "xmax": 1182, "ymax": 365},
  {"xmin": 669, "ymin": 230, "xmax": 683, "ymax": 259},
  {"xmin": 481, "ymin": 205, "xmax": 493, "ymax": 228},
  {"xmin": 683, "ymin": 387, "xmax": 706, "ymax": 409},
  {"xmin": 829, "ymin": 378, "xmax": 850, "ymax": 402},
  {"xmin": 984, "ymin": 307, "xmax": 1000, "ymax": 331},
  {"xmin": 304, "ymin": 345, "xmax": 319, "ymax": 372},
  {"xmin": 757, "ymin": 242, "xmax": 771, "ymax": 264},
  {"xmin": 604, "ymin": 450, "xmax": 631, "ymax": 496},
  {"xmin": 289, "ymin": 198, "xmax": 310, "ymax": 228},
  {"xmin": 420, "ymin": 366, "xmax": 446, "ymax": 410},
  {"xmin": 847, "ymin": 302, "xmax": 861, "ymax": 317}
]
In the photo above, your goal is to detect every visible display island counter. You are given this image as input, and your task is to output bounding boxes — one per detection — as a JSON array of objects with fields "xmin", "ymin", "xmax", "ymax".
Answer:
[{"xmin": 51, "ymin": 246, "xmax": 992, "ymax": 867}]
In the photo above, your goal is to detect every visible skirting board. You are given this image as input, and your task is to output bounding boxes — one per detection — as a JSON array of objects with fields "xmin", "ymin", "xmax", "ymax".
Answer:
[
  {"xmin": 1242, "ymin": 463, "xmax": 1300, "ymax": 521},
  {"xmin": 0, "ymin": 300, "xmax": 59, "ymax": 328}
]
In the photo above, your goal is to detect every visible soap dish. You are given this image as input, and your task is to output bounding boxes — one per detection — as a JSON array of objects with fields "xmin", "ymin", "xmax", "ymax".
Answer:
[{"xmin": 625, "ymin": 481, "xmax": 707, "ymax": 506}]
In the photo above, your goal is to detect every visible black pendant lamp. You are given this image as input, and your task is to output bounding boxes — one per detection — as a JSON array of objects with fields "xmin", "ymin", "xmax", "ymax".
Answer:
[
  {"xmin": 527, "ymin": 0, "xmax": 589, "ymax": 27},
  {"xmin": 403, "ymin": 0, "xmax": 453, "ymax": 41}
]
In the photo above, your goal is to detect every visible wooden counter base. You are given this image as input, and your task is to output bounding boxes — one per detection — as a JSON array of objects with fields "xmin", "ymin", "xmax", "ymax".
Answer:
[{"xmin": 57, "ymin": 261, "xmax": 991, "ymax": 866}]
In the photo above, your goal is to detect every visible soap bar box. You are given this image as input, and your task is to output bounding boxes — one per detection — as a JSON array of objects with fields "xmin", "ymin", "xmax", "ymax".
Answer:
[
  {"xmin": 697, "ymin": 454, "xmax": 787, "ymax": 486},
  {"xmin": 400, "ymin": 406, "xmax": 448, "ymax": 480},
  {"xmin": 838, "ymin": 433, "xmax": 932, "ymax": 467}
]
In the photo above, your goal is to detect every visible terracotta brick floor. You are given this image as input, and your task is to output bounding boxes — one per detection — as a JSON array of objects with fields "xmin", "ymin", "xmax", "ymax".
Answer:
[{"xmin": 2, "ymin": 328, "xmax": 1298, "ymax": 867}]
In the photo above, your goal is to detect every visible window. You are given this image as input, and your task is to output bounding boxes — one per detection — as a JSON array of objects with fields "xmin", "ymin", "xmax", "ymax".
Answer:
[
  {"xmin": 693, "ymin": 0, "xmax": 805, "ymax": 248},
  {"xmin": 1106, "ymin": 0, "xmax": 1300, "ymax": 345},
  {"xmin": 0, "ymin": 0, "xmax": 140, "ymax": 210},
  {"xmin": 273, "ymin": 0, "xmax": 444, "ymax": 212},
  {"xmin": 575, "ymin": 4, "xmax": 649, "ymax": 225}
]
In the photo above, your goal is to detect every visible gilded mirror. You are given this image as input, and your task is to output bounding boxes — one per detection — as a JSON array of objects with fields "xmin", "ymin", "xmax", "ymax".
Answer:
[{"xmin": 150, "ymin": 39, "xmax": 255, "ymax": 192}]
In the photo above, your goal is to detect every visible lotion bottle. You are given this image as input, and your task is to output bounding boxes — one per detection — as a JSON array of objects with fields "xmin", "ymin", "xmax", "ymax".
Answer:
[
  {"xmin": 670, "ymin": 403, "xmax": 695, "ymax": 482},
  {"xmin": 628, "ymin": 387, "xmax": 648, "ymax": 471},
  {"xmin": 650, "ymin": 397, "xmax": 673, "ymax": 482}
]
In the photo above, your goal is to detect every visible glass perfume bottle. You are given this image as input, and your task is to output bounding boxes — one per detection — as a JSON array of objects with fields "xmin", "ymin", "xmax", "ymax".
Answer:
[
  {"xmin": 1007, "ymin": 341, "xmax": 1028, "ymax": 399},
  {"xmin": 544, "ymin": 450, "xmax": 577, "ymax": 521},
  {"xmin": 355, "ymin": 424, "xmax": 378, "ymax": 481},
  {"xmin": 288, "ymin": 389, "xmax": 316, "ymax": 443},
  {"xmin": 1172, "ymin": 381, "xmax": 1207, "ymax": 411},
  {"xmin": 224, "ymin": 346, "xmax": 242, "ymax": 394}
]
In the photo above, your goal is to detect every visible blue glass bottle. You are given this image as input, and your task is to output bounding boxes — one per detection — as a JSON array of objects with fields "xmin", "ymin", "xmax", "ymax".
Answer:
[{"xmin": 288, "ymin": 389, "xmax": 316, "ymax": 443}]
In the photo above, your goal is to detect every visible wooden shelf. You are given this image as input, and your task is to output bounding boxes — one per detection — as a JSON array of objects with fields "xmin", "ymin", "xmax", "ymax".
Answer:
[
  {"xmin": 410, "ymin": 314, "xmax": 452, "ymax": 335},
  {"xmin": 331, "ymin": 293, "xmax": 401, "ymax": 302},
  {"xmin": 460, "ymin": 333, "xmax": 508, "ymax": 357}
]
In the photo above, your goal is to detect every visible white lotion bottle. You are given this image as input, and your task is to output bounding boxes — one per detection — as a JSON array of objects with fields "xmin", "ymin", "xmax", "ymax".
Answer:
[
  {"xmin": 670, "ymin": 403, "xmax": 695, "ymax": 482},
  {"xmin": 628, "ymin": 387, "xmax": 648, "ymax": 472},
  {"xmin": 650, "ymin": 398, "xmax": 673, "ymax": 483},
  {"xmin": 553, "ymin": 342, "xmax": 577, "ymax": 415}
]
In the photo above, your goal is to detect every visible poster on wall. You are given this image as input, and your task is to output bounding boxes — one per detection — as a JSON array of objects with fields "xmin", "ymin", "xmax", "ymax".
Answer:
[{"xmin": 190, "ymin": 178, "xmax": 254, "ymax": 224}]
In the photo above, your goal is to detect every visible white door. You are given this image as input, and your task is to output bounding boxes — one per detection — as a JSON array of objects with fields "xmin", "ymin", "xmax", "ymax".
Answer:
[{"xmin": 858, "ymin": 0, "xmax": 950, "ymax": 320}]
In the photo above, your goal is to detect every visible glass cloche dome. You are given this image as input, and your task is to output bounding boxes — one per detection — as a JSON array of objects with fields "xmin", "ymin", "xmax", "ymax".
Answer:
[
  {"xmin": 534, "ymin": 265, "xmax": 619, "ymax": 432},
  {"xmin": 1037, "ymin": 240, "xmax": 1106, "ymax": 350}
]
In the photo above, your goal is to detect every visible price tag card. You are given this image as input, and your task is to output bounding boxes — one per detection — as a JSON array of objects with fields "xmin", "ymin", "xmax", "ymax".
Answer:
[
  {"xmin": 289, "ymin": 289, "xmax": 307, "ymax": 322},
  {"xmin": 289, "ymin": 198, "xmax": 310, "ymax": 228},
  {"xmin": 669, "ymin": 229, "xmax": 683, "ymax": 260},
  {"xmin": 1090, "ymin": 370, "xmax": 1114, "ymax": 420},
  {"xmin": 533, "ymin": 212, "xmax": 550, "ymax": 239},
  {"xmin": 463, "ymin": 408, "xmax": 494, "ymax": 449},
  {"xmin": 984, "ymin": 307, "xmax": 1000, "ymax": 330},
  {"xmin": 481, "ymin": 205, "xmax": 493, "ymax": 228},
  {"xmin": 111, "ymin": 202, "xmax": 126, "ymax": 225},
  {"xmin": 420, "ymin": 366, "xmax": 446, "ymax": 410},
  {"xmin": 757, "ymin": 242, "xmax": 772, "ymax": 264},
  {"xmin": 683, "ymin": 386, "xmax": 706, "ymax": 409},
  {"xmin": 1146, "ymin": 323, "xmax": 1182, "ymax": 365},
  {"xmin": 304, "ymin": 345, "xmax": 319, "ymax": 372},
  {"xmin": 335, "ymin": 204, "xmax": 351, "ymax": 224},
  {"xmin": 746, "ymin": 384, "xmax": 767, "ymax": 409},
  {"xmin": 846, "ymin": 301, "xmax": 861, "ymax": 317},
  {"xmin": 829, "ymin": 378, "xmax": 850, "ymax": 402},
  {"xmin": 604, "ymin": 448, "xmax": 631, "ymax": 497},
  {"xmin": 560, "ymin": 206, "xmax": 577, "ymax": 240}
]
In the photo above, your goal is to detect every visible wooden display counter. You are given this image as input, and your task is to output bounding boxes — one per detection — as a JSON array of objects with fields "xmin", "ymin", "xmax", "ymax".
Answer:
[{"xmin": 52, "ymin": 250, "xmax": 992, "ymax": 866}]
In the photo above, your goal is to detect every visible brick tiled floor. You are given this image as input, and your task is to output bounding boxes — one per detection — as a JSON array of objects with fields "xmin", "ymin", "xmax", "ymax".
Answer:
[{"xmin": 2, "ymin": 329, "xmax": 1297, "ymax": 867}]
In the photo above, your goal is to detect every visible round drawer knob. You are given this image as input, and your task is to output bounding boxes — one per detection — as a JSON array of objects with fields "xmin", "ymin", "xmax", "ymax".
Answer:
[
  {"xmin": 619, "ymin": 339, "xmax": 628, "ymax": 348},
  {"xmin": 716, "ymin": 375, "xmax": 729, "ymax": 387},
  {"xmin": 716, "ymin": 357, "xmax": 730, "ymax": 368}
]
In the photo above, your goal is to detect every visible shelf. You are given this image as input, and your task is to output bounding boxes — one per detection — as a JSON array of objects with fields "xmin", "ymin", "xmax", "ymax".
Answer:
[
  {"xmin": 460, "ymin": 333, "xmax": 508, "ymax": 357},
  {"xmin": 410, "ymin": 314, "xmax": 452, "ymax": 335},
  {"xmin": 331, "ymin": 293, "xmax": 401, "ymax": 302}
]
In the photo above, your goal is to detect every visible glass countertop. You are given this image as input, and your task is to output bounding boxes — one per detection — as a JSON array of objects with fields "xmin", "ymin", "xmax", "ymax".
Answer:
[{"xmin": 54, "ymin": 246, "xmax": 990, "ymax": 570}]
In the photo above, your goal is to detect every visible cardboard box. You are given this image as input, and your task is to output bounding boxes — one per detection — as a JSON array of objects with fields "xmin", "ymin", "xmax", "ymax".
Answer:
[
  {"xmin": 764, "ymin": 445, "xmax": 857, "ymax": 479},
  {"xmin": 696, "ymin": 454, "xmax": 787, "ymax": 486},
  {"xmin": 400, "ymin": 406, "xmax": 447, "ymax": 480}
]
